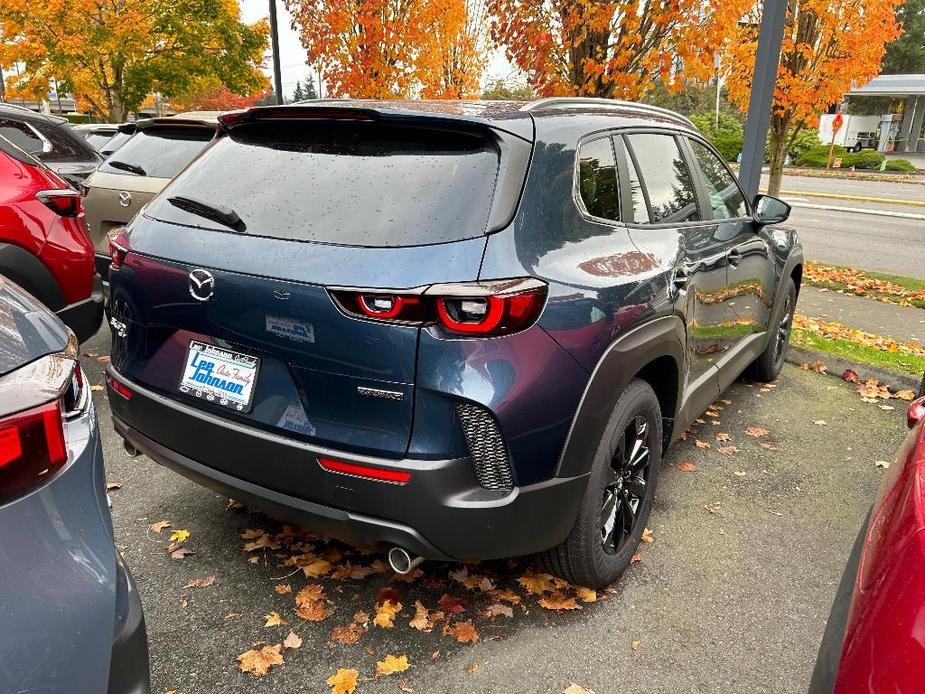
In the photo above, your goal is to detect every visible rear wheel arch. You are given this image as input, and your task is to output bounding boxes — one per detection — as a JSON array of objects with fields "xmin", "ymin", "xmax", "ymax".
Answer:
[
  {"xmin": 556, "ymin": 315, "xmax": 684, "ymax": 479},
  {"xmin": 0, "ymin": 242, "xmax": 65, "ymax": 310}
]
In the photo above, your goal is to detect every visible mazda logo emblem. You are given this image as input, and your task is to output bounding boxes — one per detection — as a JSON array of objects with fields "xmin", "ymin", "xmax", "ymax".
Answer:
[
  {"xmin": 118, "ymin": 191, "xmax": 132, "ymax": 207},
  {"xmin": 188, "ymin": 269, "xmax": 215, "ymax": 302}
]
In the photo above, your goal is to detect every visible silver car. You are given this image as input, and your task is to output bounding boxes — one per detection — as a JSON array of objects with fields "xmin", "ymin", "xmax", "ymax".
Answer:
[
  {"xmin": 0, "ymin": 277, "xmax": 149, "ymax": 693},
  {"xmin": 82, "ymin": 113, "xmax": 219, "ymax": 275}
]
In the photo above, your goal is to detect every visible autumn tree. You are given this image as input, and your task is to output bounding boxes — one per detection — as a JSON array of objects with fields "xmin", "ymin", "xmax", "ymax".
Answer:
[
  {"xmin": 169, "ymin": 76, "xmax": 272, "ymax": 113},
  {"xmin": 419, "ymin": 0, "xmax": 489, "ymax": 98},
  {"xmin": 487, "ymin": 0, "xmax": 745, "ymax": 100},
  {"xmin": 283, "ymin": 0, "xmax": 488, "ymax": 98},
  {"xmin": 725, "ymin": 0, "xmax": 902, "ymax": 195},
  {"xmin": 0, "ymin": 0, "xmax": 269, "ymax": 122}
]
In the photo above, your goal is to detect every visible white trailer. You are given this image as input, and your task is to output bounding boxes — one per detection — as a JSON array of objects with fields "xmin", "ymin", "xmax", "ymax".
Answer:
[{"xmin": 818, "ymin": 113, "xmax": 882, "ymax": 152}]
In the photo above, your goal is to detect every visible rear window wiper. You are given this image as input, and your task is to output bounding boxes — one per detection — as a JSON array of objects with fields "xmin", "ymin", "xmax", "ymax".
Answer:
[
  {"xmin": 107, "ymin": 160, "xmax": 147, "ymax": 176},
  {"xmin": 167, "ymin": 195, "xmax": 246, "ymax": 233}
]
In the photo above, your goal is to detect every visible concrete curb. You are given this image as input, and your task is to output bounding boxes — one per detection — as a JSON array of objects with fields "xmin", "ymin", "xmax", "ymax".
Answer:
[{"xmin": 786, "ymin": 345, "xmax": 920, "ymax": 392}]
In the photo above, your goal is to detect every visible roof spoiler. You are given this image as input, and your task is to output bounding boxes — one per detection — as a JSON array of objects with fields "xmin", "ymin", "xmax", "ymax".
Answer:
[{"xmin": 218, "ymin": 106, "xmax": 376, "ymax": 129}]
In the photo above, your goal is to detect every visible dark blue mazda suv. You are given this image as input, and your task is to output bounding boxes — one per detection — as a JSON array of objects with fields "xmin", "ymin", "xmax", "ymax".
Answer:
[{"xmin": 105, "ymin": 98, "xmax": 802, "ymax": 587}]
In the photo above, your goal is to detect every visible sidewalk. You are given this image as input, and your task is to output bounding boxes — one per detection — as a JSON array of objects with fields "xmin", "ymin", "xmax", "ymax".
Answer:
[{"xmin": 797, "ymin": 285, "xmax": 924, "ymax": 345}]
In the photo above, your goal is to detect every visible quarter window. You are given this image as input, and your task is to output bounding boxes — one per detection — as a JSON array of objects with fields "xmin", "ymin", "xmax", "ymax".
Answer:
[
  {"xmin": 0, "ymin": 119, "xmax": 45, "ymax": 155},
  {"xmin": 577, "ymin": 137, "xmax": 618, "ymax": 221},
  {"xmin": 689, "ymin": 140, "xmax": 747, "ymax": 220},
  {"xmin": 625, "ymin": 133, "xmax": 700, "ymax": 224}
]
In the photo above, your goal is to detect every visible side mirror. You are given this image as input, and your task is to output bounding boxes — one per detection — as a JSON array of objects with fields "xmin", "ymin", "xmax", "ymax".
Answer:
[
  {"xmin": 753, "ymin": 194, "xmax": 791, "ymax": 225},
  {"xmin": 908, "ymin": 396, "xmax": 925, "ymax": 430}
]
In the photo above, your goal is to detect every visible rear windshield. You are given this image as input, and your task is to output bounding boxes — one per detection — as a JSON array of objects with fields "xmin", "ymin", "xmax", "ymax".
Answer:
[
  {"xmin": 84, "ymin": 132, "xmax": 114, "ymax": 150},
  {"xmin": 99, "ymin": 126, "xmax": 214, "ymax": 178},
  {"xmin": 145, "ymin": 121, "xmax": 501, "ymax": 247}
]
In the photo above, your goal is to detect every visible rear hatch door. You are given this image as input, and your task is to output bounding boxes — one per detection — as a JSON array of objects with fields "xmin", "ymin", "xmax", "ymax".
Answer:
[{"xmin": 110, "ymin": 113, "xmax": 517, "ymax": 459}]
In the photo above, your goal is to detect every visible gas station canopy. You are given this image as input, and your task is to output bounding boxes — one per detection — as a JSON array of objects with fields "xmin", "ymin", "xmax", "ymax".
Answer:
[
  {"xmin": 846, "ymin": 75, "xmax": 925, "ymax": 153},
  {"xmin": 847, "ymin": 74, "xmax": 925, "ymax": 98}
]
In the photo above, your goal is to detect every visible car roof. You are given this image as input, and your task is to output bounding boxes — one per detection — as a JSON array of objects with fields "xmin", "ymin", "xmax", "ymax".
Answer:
[{"xmin": 0, "ymin": 102, "xmax": 69, "ymax": 126}]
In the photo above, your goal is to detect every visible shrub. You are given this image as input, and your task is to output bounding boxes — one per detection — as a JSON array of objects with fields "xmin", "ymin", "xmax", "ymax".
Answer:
[
  {"xmin": 713, "ymin": 133, "xmax": 744, "ymax": 162},
  {"xmin": 797, "ymin": 144, "xmax": 847, "ymax": 167},
  {"xmin": 842, "ymin": 150, "xmax": 885, "ymax": 169},
  {"xmin": 884, "ymin": 158, "xmax": 918, "ymax": 173},
  {"xmin": 690, "ymin": 112, "xmax": 744, "ymax": 141},
  {"xmin": 787, "ymin": 129, "xmax": 822, "ymax": 164}
]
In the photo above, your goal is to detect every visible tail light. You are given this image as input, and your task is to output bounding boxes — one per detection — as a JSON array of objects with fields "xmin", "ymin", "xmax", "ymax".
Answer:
[
  {"xmin": 109, "ymin": 227, "xmax": 128, "ymax": 270},
  {"xmin": 329, "ymin": 278, "xmax": 547, "ymax": 337},
  {"xmin": 0, "ymin": 355, "xmax": 86, "ymax": 505},
  {"xmin": 36, "ymin": 189, "xmax": 82, "ymax": 217},
  {"xmin": 0, "ymin": 400, "xmax": 67, "ymax": 506}
]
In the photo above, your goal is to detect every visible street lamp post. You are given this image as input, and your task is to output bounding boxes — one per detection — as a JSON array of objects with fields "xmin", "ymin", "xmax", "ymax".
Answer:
[{"xmin": 268, "ymin": 0, "xmax": 284, "ymax": 105}]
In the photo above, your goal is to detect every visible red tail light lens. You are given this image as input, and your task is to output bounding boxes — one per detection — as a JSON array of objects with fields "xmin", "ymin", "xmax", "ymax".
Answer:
[
  {"xmin": 109, "ymin": 227, "xmax": 129, "ymax": 270},
  {"xmin": 318, "ymin": 457, "xmax": 411, "ymax": 484},
  {"xmin": 329, "ymin": 279, "xmax": 547, "ymax": 337},
  {"xmin": 0, "ymin": 400, "xmax": 67, "ymax": 504},
  {"xmin": 36, "ymin": 189, "xmax": 82, "ymax": 217}
]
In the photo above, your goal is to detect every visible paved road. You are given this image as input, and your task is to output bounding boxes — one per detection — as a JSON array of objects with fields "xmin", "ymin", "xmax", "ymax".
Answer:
[
  {"xmin": 761, "ymin": 172, "xmax": 925, "ymax": 202},
  {"xmin": 785, "ymin": 205, "xmax": 924, "ymax": 278},
  {"xmin": 80, "ymin": 328, "xmax": 908, "ymax": 694}
]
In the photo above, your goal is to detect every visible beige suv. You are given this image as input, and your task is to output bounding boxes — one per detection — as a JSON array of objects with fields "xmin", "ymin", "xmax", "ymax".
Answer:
[{"xmin": 82, "ymin": 113, "xmax": 219, "ymax": 274}]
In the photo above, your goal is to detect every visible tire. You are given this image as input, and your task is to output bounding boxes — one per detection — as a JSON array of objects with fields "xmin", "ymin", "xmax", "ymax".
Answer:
[
  {"xmin": 748, "ymin": 276, "xmax": 796, "ymax": 383},
  {"xmin": 537, "ymin": 379, "xmax": 662, "ymax": 588}
]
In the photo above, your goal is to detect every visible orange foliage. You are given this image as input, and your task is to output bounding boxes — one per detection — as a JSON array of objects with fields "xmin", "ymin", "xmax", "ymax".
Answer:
[
  {"xmin": 724, "ymin": 0, "xmax": 901, "ymax": 192},
  {"xmin": 725, "ymin": 0, "xmax": 902, "ymax": 130},
  {"xmin": 284, "ymin": 0, "xmax": 487, "ymax": 99},
  {"xmin": 487, "ymin": 0, "xmax": 746, "ymax": 99}
]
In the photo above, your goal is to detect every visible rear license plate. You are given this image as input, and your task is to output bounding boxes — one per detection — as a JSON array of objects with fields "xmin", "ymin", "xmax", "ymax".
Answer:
[{"xmin": 179, "ymin": 341, "xmax": 259, "ymax": 412}]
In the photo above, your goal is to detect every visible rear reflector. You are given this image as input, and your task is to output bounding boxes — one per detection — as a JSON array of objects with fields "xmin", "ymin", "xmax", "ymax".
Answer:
[
  {"xmin": 0, "ymin": 400, "xmax": 67, "ymax": 504},
  {"xmin": 107, "ymin": 375, "xmax": 133, "ymax": 399},
  {"xmin": 318, "ymin": 457, "xmax": 411, "ymax": 484}
]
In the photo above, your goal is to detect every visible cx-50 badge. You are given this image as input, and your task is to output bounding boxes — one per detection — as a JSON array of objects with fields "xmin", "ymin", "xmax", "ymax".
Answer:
[
  {"xmin": 188, "ymin": 269, "xmax": 215, "ymax": 302},
  {"xmin": 118, "ymin": 191, "xmax": 132, "ymax": 207}
]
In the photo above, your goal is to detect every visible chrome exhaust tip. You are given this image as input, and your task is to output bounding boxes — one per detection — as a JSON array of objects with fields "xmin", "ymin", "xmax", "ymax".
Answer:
[
  {"xmin": 387, "ymin": 546, "xmax": 424, "ymax": 574},
  {"xmin": 122, "ymin": 439, "xmax": 140, "ymax": 458}
]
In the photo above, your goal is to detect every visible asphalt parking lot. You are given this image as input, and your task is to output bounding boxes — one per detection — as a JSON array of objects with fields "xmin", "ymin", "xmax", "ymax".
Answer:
[{"xmin": 80, "ymin": 327, "xmax": 908, "ymax": 694}]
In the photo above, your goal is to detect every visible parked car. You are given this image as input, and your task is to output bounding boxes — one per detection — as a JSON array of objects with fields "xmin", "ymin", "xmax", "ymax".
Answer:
[
  {"xmin": 81, "ymin": 114, "xmax": 219, "ymax": 275},
  {"xmin": 0, "ymin": 103, "xmax": 103, "ymax": 186},
  {"xmin": 810, "ymin": 377, "xmax": 925, "ymax": 693},
  {"xmin": 71, "ymin": 122, "xmax": 132, "ymax": 157},
  {"xmin": 0, "ymin": 277, "xmax": 150, "ymax": 694},
  {"xmin": 104, "ymin": 98, "xmax": 802, "ymax": 588},
  {"xmin": 0, "ymin": 134, "xmax": 103, "ymax": 342}
]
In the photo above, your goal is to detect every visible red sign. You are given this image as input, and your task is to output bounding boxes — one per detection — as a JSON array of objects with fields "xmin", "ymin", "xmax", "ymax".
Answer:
[{"xmin": 832, "ymin": 113, "xmax": 844, "ymax": 134}]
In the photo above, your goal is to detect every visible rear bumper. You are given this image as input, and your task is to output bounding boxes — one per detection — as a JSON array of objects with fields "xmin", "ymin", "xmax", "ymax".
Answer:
[
  {"xmin": 95, "ymin": 251, "xmax": 111, "ymax": 279},
  {"xmin": 57, "ymin": 273, "xmax": 104, "ymax": 342},
  {"xmin": 107, "ymin": 368, "xmax": 588, "ymax": 561}
]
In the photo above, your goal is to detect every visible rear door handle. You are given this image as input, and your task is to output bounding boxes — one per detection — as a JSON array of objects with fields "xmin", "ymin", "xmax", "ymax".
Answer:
[
  {"xmin": 672, "ymin": 264, "xmax": 694, "ymax": 292},
  {"xmin": 726, "ymin": 248, "xmax": 743, "ymax": 266}
]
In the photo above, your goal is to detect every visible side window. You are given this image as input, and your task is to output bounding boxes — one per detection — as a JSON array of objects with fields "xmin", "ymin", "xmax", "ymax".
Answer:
[
  {"xmin": 576, "ymin": 137, "xmax": 618, "ymax": 221},
  {"xmin": 689, "ymin": 139, "xmax": 747, "ymax": 220},
  {"xmin": 625, "ymin": 133, "xmax": 700, "ymax": 224},
  {"xmin": 32, "ymin": 121, "xmax": 87, "ymax": 161},
  {"xmin": 614, "ymin": 136, "xmax": 648, "ymax": 223},
  {"xmin": 0, "ymin": 118, "xmax": 45, "ymax": 155}
]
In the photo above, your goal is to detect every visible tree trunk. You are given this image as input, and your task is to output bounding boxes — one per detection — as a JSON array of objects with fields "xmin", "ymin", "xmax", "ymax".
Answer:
[
  {"xmin": 766, "ymin": 114, "xmax": 791, "ymax": 197},
  {"xmin": 109, "ymin": 90, "xmax": 126, "ymax": 123}
]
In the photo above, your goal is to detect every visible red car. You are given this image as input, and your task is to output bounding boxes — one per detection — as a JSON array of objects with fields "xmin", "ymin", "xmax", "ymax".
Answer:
[
  {"xmin": 0, "ymin": 135, "xmax": 102, "ymax": 342},
  {"xmin": 811, "ymin": 380, "xmax": 925, "ymax": 692}
]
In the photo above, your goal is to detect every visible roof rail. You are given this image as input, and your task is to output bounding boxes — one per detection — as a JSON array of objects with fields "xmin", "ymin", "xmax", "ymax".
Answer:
[{"xmin": 521, "ymin": 97, "xmax": 695, "ymax": 129}]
